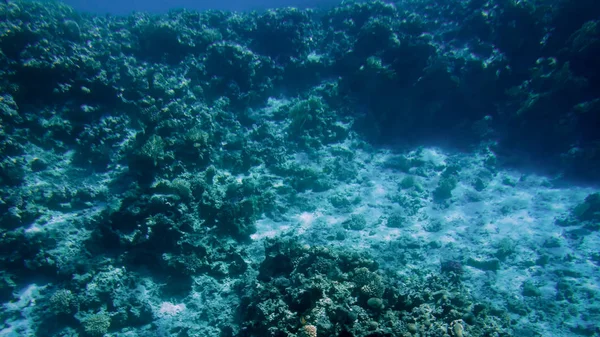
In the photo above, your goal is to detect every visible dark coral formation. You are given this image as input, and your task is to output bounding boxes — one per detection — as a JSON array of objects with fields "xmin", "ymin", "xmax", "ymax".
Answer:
[{"xmin": 239, "ymin": 240, "xmax": 510, "ymax": 337}]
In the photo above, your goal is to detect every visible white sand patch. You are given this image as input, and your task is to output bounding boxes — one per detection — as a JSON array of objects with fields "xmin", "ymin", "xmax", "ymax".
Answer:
[
  {"xmin": 371, "ymin": 183, "xmax": 387, "ymax": 198},
  {"xmin": 296, "ymin": 211, "xmax": 321, "ymax": 234},
  {"xmin": 158, "ymin": 302, "xmax": 187, "ymax": 317},
  {"xmin": 419, "ymin": 147, "xmax": 447, "ymax": 166}
]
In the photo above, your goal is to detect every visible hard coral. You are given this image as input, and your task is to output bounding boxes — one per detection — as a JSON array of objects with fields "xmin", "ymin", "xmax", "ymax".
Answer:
[{"xmin": 300, "ymin": 324, "xmax": 317, "ymax": 337}]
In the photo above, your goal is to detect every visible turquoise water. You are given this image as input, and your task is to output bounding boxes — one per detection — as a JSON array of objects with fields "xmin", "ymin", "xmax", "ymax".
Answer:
[{"xmin": 0, "ymin": 1, "xmax": 599, "ymax": 336}]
